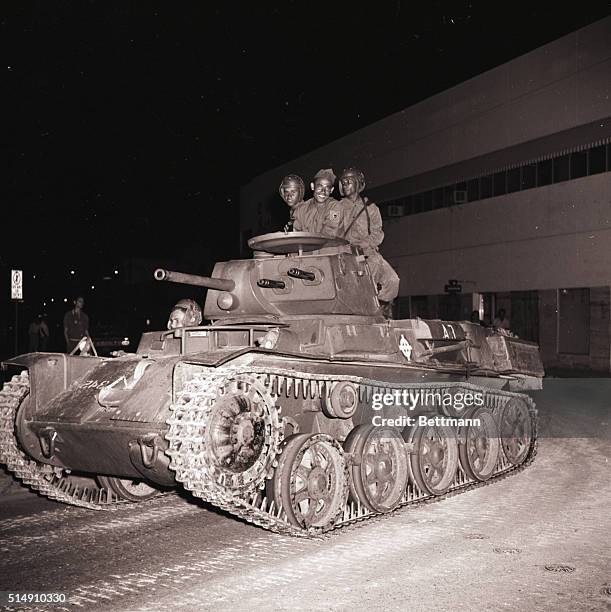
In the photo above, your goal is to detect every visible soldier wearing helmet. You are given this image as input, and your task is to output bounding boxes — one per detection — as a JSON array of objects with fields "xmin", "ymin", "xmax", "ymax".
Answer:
[
  {"xmin": 167, "ymin": 298, "xmax": 203, "ymax": 330},
  {"xmin": 279, "ymin": 174, "xmax": 305, "ymax": 232},
  {"xmin": 339, "ymin": 167, "xmax": 400, "ymax": 314},
  {"xmin": 292, "ymin": 168, "xmax": 344, "ymax": 238}
]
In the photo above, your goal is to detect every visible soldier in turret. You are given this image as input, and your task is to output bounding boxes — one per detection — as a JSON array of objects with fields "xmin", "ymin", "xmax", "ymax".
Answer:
[
  {"xmin": 167, "ymin": 298, "xmax": 203, "ymax": 330},
  {"xmin": 279, "ymin": 174, "xmax": 305, "ymax": 232},
  {"xmin": 339, "ymin": 167, "xmax": 400, "ymax": 316},
  {"xmin": 292, "ymin": 168, "xmax": 344, "ymax": 238}
]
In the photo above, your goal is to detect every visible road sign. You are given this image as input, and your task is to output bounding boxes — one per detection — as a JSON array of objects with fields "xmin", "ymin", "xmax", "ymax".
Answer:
[
  {"xmin": 444, "ymin": 279, "xmax": 462, "ymax": 294},
  {"xmin": 11, "ymin": 270, "xmax": 23, "ymax": 300}
]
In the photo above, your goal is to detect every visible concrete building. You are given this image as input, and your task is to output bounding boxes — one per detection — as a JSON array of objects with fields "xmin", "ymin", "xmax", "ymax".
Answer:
[{"xmin": 240, "ymin": 17, "xmax": 611, "ymax": 373}]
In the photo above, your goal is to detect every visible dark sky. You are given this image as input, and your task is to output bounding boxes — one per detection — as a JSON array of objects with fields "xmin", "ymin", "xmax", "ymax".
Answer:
[{"xmin": 2, "ymin": 1, "xmax": 610, "ymax": 299}]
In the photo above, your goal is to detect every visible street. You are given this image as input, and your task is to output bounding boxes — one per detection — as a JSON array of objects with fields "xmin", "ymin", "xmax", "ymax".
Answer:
[{"xmin": 1, "ymin": 378, "xmax": 610, "ymax": 611}]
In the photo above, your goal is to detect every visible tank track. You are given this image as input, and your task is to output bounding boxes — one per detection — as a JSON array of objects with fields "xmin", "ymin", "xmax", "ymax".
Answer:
[
  {"xmin": 166, "ymin": 365, "xmax": 538, "ymax": 537},
  {"xmin": 0, "ymin": 371, "xmax": 121, "ymax": 509}
]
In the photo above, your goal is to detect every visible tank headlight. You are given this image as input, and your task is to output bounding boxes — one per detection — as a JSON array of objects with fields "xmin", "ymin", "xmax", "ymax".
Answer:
[
  {"xmin": 121, "ymin": 337, "xmax": 130, "ymax": 346},
  {"xmin": 257, "ymin": 328, "xmax": 280, "ymax": 350},
  {"xmin": 217, "ymin": 292, "xmax": 237, "ymax": 310}
]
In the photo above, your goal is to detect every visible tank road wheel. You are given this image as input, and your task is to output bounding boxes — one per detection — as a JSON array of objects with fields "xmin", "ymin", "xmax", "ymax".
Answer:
[
  {"xmin": 344, "ymin": 425, "xmax": 408, "ymax": 512},
  {"xmin": 499, "ymin": 397, "xmax": 534, "ymax": 465},
  {"xmin": 271, "ymin": 434, "xmax": 348, "ymax": 529},
  {"xmin": 202, "ymin": 374, "xmax": 283, "ymax": 494},
  {"xmin": 405, "ymin": 423, "xmax": 459, "ymax": 496},
  {"xmin": 458, "ymin": 407, "xmax": 500, "ymax": 481},
  {"xmin": 97, "ymin": 476, "xmax": 160, "ymax": 502}
]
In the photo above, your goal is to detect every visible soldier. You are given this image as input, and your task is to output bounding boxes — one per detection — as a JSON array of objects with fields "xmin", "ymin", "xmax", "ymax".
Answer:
[
  {"xmin": 279, "ymin": 174, "xmax": 305, "ymax": 232},
  {"xmin": 167, "ymin": 298, "xmax": 203, "ymax": 330},
  {"xmin": 339, "ymin": 167, "xmax": 400, "ymax": 316},
  {"xmin": 63, "ymin": 296, "xmax": 90, "ymax": 353},
  {"xmin": 292, "ymin": 168, "xmax": 344, "ymax": 238}
]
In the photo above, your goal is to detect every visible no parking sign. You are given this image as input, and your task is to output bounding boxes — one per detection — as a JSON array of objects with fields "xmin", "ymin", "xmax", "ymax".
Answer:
[{"xmin": 11, "ymin": 269, "xmax": 23, "ymax": 300}]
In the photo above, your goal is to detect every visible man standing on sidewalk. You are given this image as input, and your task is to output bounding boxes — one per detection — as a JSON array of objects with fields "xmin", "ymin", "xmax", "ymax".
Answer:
[{"xmin": 63, "ymin": 296, "xmax": 90, "ymax": 353}]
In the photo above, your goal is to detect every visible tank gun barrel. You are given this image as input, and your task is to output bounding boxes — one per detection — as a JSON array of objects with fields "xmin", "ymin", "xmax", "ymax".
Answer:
[{"xmin": 154, "ymin": 269, "xmax": 235, "ymax": 292}]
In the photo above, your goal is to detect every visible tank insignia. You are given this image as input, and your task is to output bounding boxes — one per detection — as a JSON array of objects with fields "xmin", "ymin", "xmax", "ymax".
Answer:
[{"xmin": 399, "ymin": 334, "xmax": 413, "ymax": 360}]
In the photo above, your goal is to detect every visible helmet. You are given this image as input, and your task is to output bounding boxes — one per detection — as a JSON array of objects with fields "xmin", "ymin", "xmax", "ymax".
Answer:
[
  {"xmin": 279, "ymin": 174, "xmax": 305, "ymax": 204},
  {"xmin": 313, "ymin": 168, "xmax": 337, "ymax": 184},
  {"xmin": 167, "ymin": 298, "xmax": 203, "ymax": 329},
  {"xmin": 339, "ymin": 167, "xmax": 366, "ymax": 196}
]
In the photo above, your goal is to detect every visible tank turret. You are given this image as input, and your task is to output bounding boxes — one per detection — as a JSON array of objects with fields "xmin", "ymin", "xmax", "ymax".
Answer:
[{"xmin": 155, "ymin": 232, "xmax": 382, "ymax": 320}]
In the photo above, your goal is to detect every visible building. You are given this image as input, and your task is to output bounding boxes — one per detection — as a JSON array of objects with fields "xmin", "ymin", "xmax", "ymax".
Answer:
[{"xmin": 240, "ymin": 17, "xmax": 611, "ymax": 373}]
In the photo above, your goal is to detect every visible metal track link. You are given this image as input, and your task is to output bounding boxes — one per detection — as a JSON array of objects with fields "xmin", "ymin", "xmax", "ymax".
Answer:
[
  {"xmin": 166, "ymin": 365, "xmax": 538, "ymax": 537},
  {"xmin": 0, "ymin": 371, "xmax": 122, "ymax": 509}
]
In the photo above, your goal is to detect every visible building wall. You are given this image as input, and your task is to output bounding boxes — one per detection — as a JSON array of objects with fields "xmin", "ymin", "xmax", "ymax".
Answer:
[
  {"xmin": 539, "ymin": 287, "xmax": 610, "ymax": 372},
  {"xmin": 382, "ymin": 173, "xmax": 611, "ymax": 296}
]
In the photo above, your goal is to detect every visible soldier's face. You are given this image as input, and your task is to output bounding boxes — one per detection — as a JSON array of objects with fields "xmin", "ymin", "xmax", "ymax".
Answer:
[
  {"xmin": 341, "ymin": 176, "xmax": 358, "ymax": 197},
  {"xmin": 312, "ymin": 178, "xmax": 333, "ymax": 203},
  {"xmin": 167, "ymin": 308, "xmax": 187, "ymax": 330},
  {"xmin": 75, "ymin": 298, "xmax": 84, "ymax": 309},
  {"xmin": 281, "ymin": 183, "xmax": 301, "ymax": 207}
]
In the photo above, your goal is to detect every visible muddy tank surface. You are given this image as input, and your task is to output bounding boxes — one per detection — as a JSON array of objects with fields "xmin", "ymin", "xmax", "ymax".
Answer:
[{"xmin": 0, "ymin": 232, "xmax": 543, "ymax": 535}]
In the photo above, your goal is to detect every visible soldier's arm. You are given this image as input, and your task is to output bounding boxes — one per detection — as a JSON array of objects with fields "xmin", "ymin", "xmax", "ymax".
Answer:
[{"xmin": 363, "ymin": 202, "xmax": 384, "ymax": 249}]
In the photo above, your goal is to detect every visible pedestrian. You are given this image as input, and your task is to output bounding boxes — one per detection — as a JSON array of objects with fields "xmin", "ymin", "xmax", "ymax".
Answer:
[
  {"xmin": 493, "ymin": 308, "xmax": 511, "ymax": 330},
  {"xmin": 338, "ymin": 167, "xmax": 400, "ymax": 316},
  {"xmin": 28, "ymin": 315, "xmax": 41, "ymax": 352},
  {"xmin": 39, "ymin": 315, "xmax": 49, "ymax": 351},
  {"xmin": 279, "ymin": 174, "xmax": 305, "ymax": 232},
  {"xmin": 63, "ymin": 296, "xmax": 90, "ymax": 353},
  {"xmin": 292, "ymin": 168, "xmax": 344, "ymax": 238}
]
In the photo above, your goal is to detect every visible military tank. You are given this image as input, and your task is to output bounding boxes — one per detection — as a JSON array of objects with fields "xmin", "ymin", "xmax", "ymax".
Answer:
[{"xmin": 0, "ymin": 232, "xmax": 542, "ymax": 535}]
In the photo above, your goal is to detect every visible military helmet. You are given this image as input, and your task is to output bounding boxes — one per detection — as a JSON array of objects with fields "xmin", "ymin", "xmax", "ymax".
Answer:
[
  {"xmin": 339, "ymin": 167, "xmax": 366, "ymax": 196},
  {"xmin": 278, "ymin": 174, "xmax": 305, "ymax": 202},
  {"xmin": 168, "ymin": 298, "xmax": 203, "ymax": 329}
]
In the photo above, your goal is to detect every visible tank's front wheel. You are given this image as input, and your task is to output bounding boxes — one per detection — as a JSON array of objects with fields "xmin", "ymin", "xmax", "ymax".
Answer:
[
  {"xmin": 97, "ymin": 476, "xmax": 160, "ymax": 502},
  {"xmin": 271, "ymin": 433, "xmax": 348, "ymax": 529}
]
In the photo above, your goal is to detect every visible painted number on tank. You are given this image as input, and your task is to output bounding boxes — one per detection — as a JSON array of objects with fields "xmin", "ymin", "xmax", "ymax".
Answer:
[{"xmin": 441, "ymin": 324, "xmax": 457, "ymax": 339}]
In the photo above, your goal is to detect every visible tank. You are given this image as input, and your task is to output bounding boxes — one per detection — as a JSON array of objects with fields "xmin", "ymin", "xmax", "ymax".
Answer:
[{"xmin": 0, "ymin": 232, "xmax": 543, "ymax": 535}]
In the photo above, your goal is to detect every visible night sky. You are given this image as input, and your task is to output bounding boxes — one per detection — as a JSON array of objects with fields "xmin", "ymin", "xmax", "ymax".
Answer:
[{"xmin": 2, "ymin": 1, "xmax": 610, "ymax": 349}]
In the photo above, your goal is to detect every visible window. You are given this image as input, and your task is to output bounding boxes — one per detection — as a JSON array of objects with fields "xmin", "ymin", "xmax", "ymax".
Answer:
[
  {"xmin": 467, "ymin": 178, "xmax": 479, "ymax": 202},
  {"xmin": 521, "ymin": 164, "xmax": 537, "ymax": 189},
  {"xmin": 553, "ymin": 154, "xmax": 570, "ymax": 183},
  {"xmin": 507, "ymin": 167, "xmax": 520, "ymax": 193},
  {"xmin": 537, "ymin": 159, "xmax": 553, "ymax": 186},
  {"xmin": 480, "ymin": 175, "xmax": 493, "ymax": 198},
  {"xmin": 422, "ymin": 190, "xmax": 433, "ymax": 212},
  {"xmin": 588, "ymin": 145, "xmax": 606, "ymax": 175},
  {"xmin": 570, "ymin": 151, "xmax": 587, "ymax": 179},
  {"xmin": 413, "ymin": 192, "xmax": 424, "ymax": 213},
  {"xmin": 558, "ymin": 288, "xmax": 590, "ymax": 355},
  {"xmin": 432, "ymin": 187, "xmax": 444, "ymax": 209},
  {"xmin": 493, "ymin": 171, "xmax": 506, "ymax": 196},
  {"xmin": 443, "ymin": 185, "xmax": 454, "ymax": 207}
]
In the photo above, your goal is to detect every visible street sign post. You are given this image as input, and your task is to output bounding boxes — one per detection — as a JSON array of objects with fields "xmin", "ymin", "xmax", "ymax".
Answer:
[{"xmin": 11, "ymin": 270, "xmax": 23, "ymax": 300}]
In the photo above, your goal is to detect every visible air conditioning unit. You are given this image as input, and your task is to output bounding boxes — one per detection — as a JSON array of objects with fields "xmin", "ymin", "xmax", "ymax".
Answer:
[
  {"xmin": 387, "ymin": 204, "xmax": 405, "ymax": 217},
  {"xmin": 453, "ymin": 190, "xmax": 467, "ymax": 204}
]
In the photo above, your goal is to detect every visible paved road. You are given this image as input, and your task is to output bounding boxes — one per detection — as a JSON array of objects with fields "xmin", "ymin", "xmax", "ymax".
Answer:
[{"xmin": 0, "ymin": 379, "xmax": 610, "ymax": 611}]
